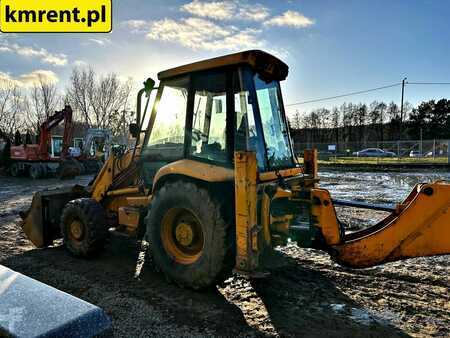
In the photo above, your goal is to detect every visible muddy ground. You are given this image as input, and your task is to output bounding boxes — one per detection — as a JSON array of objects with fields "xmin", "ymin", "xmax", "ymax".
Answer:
[{"xmin": 0, "ymin": 172, "xmax": 449, "ymax": 337}]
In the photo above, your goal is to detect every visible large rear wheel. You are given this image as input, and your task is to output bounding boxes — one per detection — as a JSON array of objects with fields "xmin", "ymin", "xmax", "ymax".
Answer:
[
  {"xmin": 147, "ymin": 181, "xmax": 233, "ymax": 289},
  {"xmin": 60, "ymin": 198, "xmax": 109, "ymax": 257}
]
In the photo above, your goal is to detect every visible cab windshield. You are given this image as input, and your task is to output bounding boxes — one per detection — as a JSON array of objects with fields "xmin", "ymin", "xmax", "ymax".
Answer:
[{"xmin": 254, "ymin": 74, "xmax": 294, "ymax": 169}]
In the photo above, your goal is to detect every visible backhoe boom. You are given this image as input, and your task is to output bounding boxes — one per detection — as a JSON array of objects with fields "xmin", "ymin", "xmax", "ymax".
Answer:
[{"xmin": 330, "ymin": 181, "xmax": 450, "ymax": 267}]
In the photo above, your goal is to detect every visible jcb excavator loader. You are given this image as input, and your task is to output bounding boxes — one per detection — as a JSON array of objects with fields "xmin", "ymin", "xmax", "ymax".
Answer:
[{"xmin": 21, "ymin": 50, "xmax": 450, "ymax": 289}]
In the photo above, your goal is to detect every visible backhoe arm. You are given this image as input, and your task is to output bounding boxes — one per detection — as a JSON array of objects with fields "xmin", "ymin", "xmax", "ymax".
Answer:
[
  {"xmin": 38, "ymin": 105, "xmax": 73, "ymax": 158},
  {"xmin": 313, "ymin": 182, "xmax": 450, "ymax": 268}
]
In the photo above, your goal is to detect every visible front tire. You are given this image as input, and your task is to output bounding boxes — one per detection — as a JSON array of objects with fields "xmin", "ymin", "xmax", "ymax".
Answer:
[
  {"xmin": 147, "ymin": 181, "xmax": 233, "ymax": 289},
  {"xmin": 60, "ymin": 198, "xmax": 109, "ymax": 257}
]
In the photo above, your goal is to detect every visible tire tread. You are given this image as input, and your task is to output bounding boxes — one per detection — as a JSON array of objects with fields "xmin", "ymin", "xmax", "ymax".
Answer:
[{"xmin": 60, "ymin": 198, "xmax": 108, "ymax": 258}]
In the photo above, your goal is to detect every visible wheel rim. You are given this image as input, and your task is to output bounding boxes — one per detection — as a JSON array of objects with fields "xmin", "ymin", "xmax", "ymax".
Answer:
[
  {"xmin": 69, "ymin": 219, "xmax": 85, "ymax": 241},
  {"xmin": 161, "ymin": 208, "xmax": 204, "ymax": 265}
]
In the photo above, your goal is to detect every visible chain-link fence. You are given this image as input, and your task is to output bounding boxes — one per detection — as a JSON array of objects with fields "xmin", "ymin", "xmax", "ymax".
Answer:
[{"xmin": 294, "ymin": 139, "xmax": 450, "ymax": 163}]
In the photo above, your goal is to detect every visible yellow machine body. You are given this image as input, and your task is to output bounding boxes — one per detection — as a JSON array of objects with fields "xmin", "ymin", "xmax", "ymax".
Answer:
[
  {"xmin": 20, "ymin": 50, "xmax": 450, "ymax": 286},
  {"xmin": 233, "ymin": 149, "xmax": 450, "ymax": 272}
]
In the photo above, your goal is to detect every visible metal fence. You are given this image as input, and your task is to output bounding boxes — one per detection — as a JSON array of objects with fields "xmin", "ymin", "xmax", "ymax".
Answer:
[{"xmin": 294, "ymin": 139, "xmax": 450, "ymax": 162}]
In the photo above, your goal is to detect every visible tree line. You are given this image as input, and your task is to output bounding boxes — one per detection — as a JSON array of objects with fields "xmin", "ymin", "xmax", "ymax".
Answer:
[
  {"xmin": 0, "ymin": 67, "xmax": 134, "ymax": 141},
  {"xmin": 289, "ymin": 99, "xmax": 450, "ymax": 145}
]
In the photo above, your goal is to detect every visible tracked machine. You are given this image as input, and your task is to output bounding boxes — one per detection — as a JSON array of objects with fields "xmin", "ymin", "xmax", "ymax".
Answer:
[{"xmin": 21, "ymin": 51, "xmax": 450, "ymax": 289}]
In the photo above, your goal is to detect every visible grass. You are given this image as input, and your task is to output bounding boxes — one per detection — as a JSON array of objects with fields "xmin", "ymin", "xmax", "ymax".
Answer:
[
  {"xmin": 297, "ymin": 156, "xmax": 449, "ymax": 165},
  {"xmin": 323, "ymin": 156, "xmax": 448, "ymax": 165}
]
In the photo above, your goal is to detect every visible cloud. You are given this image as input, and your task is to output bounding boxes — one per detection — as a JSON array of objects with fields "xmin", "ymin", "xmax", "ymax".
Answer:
[
  {"xmin": 0, "ymin": 46, "xmax": 12, "ymax": 52},
  {"xmin": 181, "ymin": 0, "xmax": 269, "ymax": 21},
  {"xmin": 0, "ymin": 70, "xmax": 59, "ymax": 87},
  {"xmin": 240, "ymin": 4, "xmax": 270, "ymax": 21},
  {"xmin": 122, "ymin": 20, "xmax": 149, "ymax": 33},
  {"xmin": 145, "ymin": 17, "xmax": 264, "ymax": 51},
  {"xmin": 41, "ymin": 54, "xmax": 68, "ymax": 66},
  {"xmin": 265, "ymin": 10, "xmax": 315, "ymax": 28},
  {"xmin": 88, "ymin": 38, "xmax": 112, "ymax": 46},
  {"xmin": 121, "ymin": 3, "xmax": 315, "ymax": 55},
  {"xmin": 181, "ymin": 0, "xmax": 235, "ymax": 20},
  {"xmin": 73, "ymin": 60, "xmax": 88, "ymax": 67},
  {"xmin": 0, "ymin": 40, "xmax": 68, "ymax": 66}
]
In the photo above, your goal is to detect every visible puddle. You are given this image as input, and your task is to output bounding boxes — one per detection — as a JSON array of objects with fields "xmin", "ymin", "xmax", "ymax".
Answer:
[
  {"xmin": 320, "ymin": 170, "xmax": 450, "ymax": 203},
  {"xmin": 329, "ymin": 303, "xmax": 399, "ymax": 326}
]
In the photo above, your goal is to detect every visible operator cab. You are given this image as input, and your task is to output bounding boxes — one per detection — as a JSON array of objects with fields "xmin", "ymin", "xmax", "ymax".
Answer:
[{"xmin": 138, "ymin": 50, "xmax": 297, "ymax": 184}]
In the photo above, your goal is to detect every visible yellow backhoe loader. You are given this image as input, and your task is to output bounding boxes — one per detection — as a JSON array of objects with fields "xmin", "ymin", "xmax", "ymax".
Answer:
[{"xmin": 21, "ymin": 50, "xmax": 450, "ymax": 289}]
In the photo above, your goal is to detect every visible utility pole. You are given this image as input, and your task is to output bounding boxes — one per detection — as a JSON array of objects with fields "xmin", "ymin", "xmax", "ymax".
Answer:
[
  {"xmin": 420, "ymin": 128, "xmax": 423, "ymax": 157},
  {"xmin": 400, "ymin": 77, "xmax": 407, "ymax": 138}
]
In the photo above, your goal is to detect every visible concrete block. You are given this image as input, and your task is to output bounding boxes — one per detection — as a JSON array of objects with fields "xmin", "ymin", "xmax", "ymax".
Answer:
[{"xmin": 0, "ymin": 265, "xmax": 111, "ymax": 337}]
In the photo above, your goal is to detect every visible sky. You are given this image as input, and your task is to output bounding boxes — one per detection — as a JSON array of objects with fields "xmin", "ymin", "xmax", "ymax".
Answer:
[{"xmin": 1, "ymin": 0, "xmax": 450, "ymax": 117}]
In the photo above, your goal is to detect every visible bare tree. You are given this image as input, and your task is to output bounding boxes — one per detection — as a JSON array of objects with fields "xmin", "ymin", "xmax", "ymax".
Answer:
[
  {"xmin": 67, "ymin": 67, "xmax": 95, "ymax": 125},
  {"xmin": 27, "ymin": 75, "xmax": 60, "ymax": 133},
  {"xmin": 67, "ymin": 67, "xmax": 133, "ymax": 133},
  {"xmin": 89, "ymin": 73, "xmax": 133, "ymax": 129},
  {"xmin": 0, "ymin": 81, "xmax": 26, "ymax": 137},
  {"xmin": 331, "ymin": 107, "xmax": 340, "ymax": 145},
  {"xmin": 290, "ymin": 110, "xmax": 302, "ymax": 130}
]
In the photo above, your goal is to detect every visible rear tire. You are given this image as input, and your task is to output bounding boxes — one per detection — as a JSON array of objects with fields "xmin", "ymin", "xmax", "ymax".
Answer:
[
  {"xmin": 29, "ymin": 163, "xmax": 41, "ymax": 179},
  {"xmin": 40, "ymin": 164, "xmax": 48, "ymax": 178},
  {"xmin": 60, "ymin": 198, "xmax": 109, "ymax": 258},
  {"xmin": 58, "ymin": 159, "xmax": 81, "ymax": 179},
  {"xmin": 146, "ymin": 180, "xmax": 233, "ymax": 289},
  {"xmin": 10, "ymin": 163, "xmax": 20, "ymax": 177}
]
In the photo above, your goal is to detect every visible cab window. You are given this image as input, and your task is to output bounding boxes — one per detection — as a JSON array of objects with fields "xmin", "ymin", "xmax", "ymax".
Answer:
[
  {"xmin": 146, "ymin": 76, "xmax": 189, "ymax": 161},
  {"xmin": 254, "ymin": 74, "xmax": 293, "ymax": 169},
  {"xmin": 190, "ymin": 72, "xmax": 228, "ymax": 163},
  {"xmin": 234, "ymin": 69, "xmax": 266, "ymax": 169}
]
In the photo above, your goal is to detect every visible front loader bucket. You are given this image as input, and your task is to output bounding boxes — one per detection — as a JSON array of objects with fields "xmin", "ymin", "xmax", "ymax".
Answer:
[
  {"xmin": 21, "ymin": 185, "xmax": 88, "ymax": 248},
  {"xmin": 331, "ymin": 181, "xmax": 450, "ymax": 268}
]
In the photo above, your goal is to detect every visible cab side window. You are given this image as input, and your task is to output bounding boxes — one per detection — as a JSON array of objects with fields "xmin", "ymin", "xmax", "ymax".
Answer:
[
  {"xmin": 233, "ymin": 69, "xmax": 266, "ymax": 169},
  {"xmin": 190, "ymin": 72, "xmax": 228, "ymax": 164},
  {"xmin": 146, "ymin": 76, "xmax": 189, "ymax": 161}
]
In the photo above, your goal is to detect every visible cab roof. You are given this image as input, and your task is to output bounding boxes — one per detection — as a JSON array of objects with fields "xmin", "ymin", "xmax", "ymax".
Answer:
[{"xmin": 157, "ymin": 50, "xmax": 289, "ymax": 81}]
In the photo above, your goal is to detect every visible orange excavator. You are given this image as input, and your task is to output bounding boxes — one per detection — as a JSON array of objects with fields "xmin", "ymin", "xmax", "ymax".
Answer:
[{"xmin": 9, "ymin": 106, "xmax": 80, "ymax": 179}]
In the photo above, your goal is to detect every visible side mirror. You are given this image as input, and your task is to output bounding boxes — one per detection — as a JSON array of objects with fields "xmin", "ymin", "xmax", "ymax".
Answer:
[
  {"xmin": 143, "ymin": 78, "xmax": 156, "ymax": 95},
  {"xmin": 129, "ymin": 123, "xmax": 140, "ymax": 138}
]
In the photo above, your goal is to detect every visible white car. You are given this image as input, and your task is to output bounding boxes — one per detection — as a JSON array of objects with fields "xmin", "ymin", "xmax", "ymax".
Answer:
[{"xmin": 409, "ymin": 150, "xmax": 421, "ymax": 158}]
